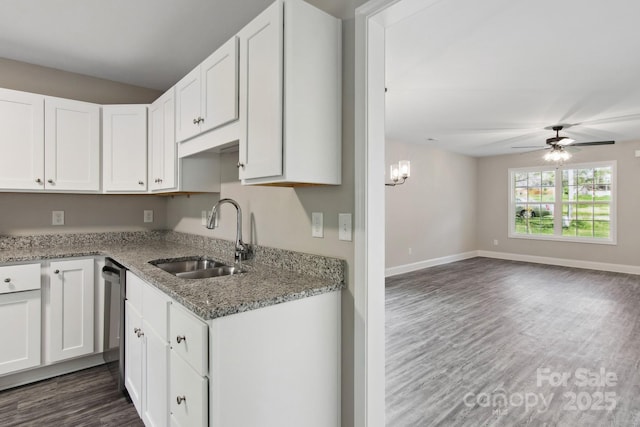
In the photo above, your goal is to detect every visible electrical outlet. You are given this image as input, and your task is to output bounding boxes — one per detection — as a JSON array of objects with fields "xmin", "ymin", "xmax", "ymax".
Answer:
[
  {"xmin": 493, "ymin": 239, "xmax": 499, "ymax": 246},
  {"xmin": 202, "ymin": 210, "xmax": 209, "ymax": 226},
  {"xmin": 312, "ymin": 212, "xmax": 324, "ymax": 238},
  {"xmin": 144, "ymin": 210, "xmax": 153, "ymax": 223},
  {"xmin": 52, "ymin": 211, "xmax": 64, "ymax": 226},
  {"xmin": 338, "ymin": 213, "xmax": 352, "ymax": 241},
  {"xmin": 408, "ymin": 247, "xmax": 412, "ymax": 255}
]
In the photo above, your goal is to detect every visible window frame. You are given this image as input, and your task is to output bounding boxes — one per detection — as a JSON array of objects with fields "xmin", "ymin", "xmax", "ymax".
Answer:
[{"xmin": 508, "ymin": 161, "xmax": 617, "ymax": 245}]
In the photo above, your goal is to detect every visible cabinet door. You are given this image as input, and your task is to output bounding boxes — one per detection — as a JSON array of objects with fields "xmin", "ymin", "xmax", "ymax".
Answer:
[
  {"xmin": 170, "ymin": 350, "xmax": 208, "ymax": 427},
  {"xmin": 0, "ymin": 290, "xmax": 41, "ymax": 375},
  {"xmin": 103, "ymin": 105, "xmax": 148, "ymax": 192},
  {"xmin": 44, "ymin": 97, "xmax": 100, "ymax": 191},
  {"xmin": 201, "ymin": 36, "xmax": 239, "ymax": 133},
  {"xmin": 125, "ymin": 301, "xmax": 143, "ymax": 417},
  {"xmin": 238, "ymin": 1, "xmax": 284, "ymax": 180},
  {"xmin": 175, "ymin": 67, "xmax": 202, "ymax": 143},
  {"xmin": 143, "ymin": 319, "xmax": 169, "ymax": 427},
  {"xmin": 48, "ymin": 259, "xmax": 94, "ymax": 362},
  {"xmin": 149, "ymin": 88, "xmax": 177, "ymax": 192},
  {"xmin": 0, "ymin": 88, "xmax": 45, "ymax": 190}
]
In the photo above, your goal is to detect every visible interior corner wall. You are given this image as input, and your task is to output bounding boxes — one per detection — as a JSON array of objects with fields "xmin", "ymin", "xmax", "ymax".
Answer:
[
  {"xmin": 476, "ymin": 140, "xmax": 640, "ymax": 266},
  {"xmin": 385, "ymin": 140, "xmax": 478, "ymax": 270}
]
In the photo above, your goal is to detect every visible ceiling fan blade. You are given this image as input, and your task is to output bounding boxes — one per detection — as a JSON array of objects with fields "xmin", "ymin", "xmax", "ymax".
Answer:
[
  {"xmin": 512, "ymin": 145, "xmax": 546, "ymax": 149},
  {"xmin": 571, "ymin": 141, "xmax": 615, "ymax": 146}
]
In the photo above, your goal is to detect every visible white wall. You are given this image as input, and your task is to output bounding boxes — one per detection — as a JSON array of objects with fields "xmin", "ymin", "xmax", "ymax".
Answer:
[
  {"xmin": 476, "ymin": 141, "xmax": 640, "ymax": 266},
  {"xmin": 385, "ymin": 140, "xmax": 478, "ymax": 271}
]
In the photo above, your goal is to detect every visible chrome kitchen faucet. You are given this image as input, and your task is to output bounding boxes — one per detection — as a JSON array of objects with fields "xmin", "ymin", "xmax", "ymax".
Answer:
[{"xmin": 206, "ymin": 198, "xmax": 251, "ymax": 264}]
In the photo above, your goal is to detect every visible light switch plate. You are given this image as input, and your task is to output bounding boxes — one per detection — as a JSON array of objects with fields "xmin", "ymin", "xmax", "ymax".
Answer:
[
  {"xmin": 312, "ymin": 212, "xmax": 324, "ymax": 238},
  {"xmin": 339, "ymin": 213, "xmax": 352, "ymax": 241},
  {"xmin": 52, "ymin": 211, "xmax": 64, "ymax": 226},
  {"xmin": 144, "ymin": 210, "xmax": 153, "ymax": 223}
]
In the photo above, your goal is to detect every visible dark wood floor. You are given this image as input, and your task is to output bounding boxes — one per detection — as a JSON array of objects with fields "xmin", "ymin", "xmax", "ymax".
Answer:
[
  {"xmin": 386, "ymin": 257, "xmax": 640, "ymax": 426},
  {"xmin": 0, "ymin": 363, "xmax": 142, "ymax": 426}
]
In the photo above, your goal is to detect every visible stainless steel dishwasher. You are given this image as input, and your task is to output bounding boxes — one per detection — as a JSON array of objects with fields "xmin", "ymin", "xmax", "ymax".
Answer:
[{"xmin": 101, "ymin": 257, "xmax": 127, "ymax": 395}]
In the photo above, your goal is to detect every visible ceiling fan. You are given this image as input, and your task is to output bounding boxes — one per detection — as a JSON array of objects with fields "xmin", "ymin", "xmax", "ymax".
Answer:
[{"xmin": 513, "ymin": 125, "xmax": 615, "ymax": 161}]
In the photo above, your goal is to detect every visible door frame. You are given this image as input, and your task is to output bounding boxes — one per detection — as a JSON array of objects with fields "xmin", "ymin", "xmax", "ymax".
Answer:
[{"xmin": 354, "ymin": 0, "xmax": 438, "ymax": 425}]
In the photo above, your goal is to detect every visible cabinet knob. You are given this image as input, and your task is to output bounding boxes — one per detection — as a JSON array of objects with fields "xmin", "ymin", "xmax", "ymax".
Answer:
[
  {"xmin": 176, "ymin": 335, "xmax": 186, "ymax": 344},
  {"xmin": 3, "ymin": 278, "xmax": 10, "ymax": 283},
  {"xmin": 193, "ymin": 118, "xmax": 198, "ymax": 125},
  {"xmin": 47, "ymin": 179, "xmax": 54, "ymax": 184},
  {"xmin": 35, "ymin": 178, "xmax": 42, "ymax": 184},
  {"xmin": 134, "ymin": 328, "xmax": 140, "ymax": 333},
  {"xmin": 137, "ymin": 330, "xmax": 144, "ymax": 338},
  {"xmin": 158, "ymin": 178, "xmax": 163, "ymax": 183},
  {"xmin": 236, "ymin": 162, "xmax": 245, "ymax": 169},
  {"xmin": 53, "ymin": 269, "xmax": 60, "ymax": 274},
  {"xmin": 138, "ymin": 181, "xmax": 144, "ymax": 185},
  {"xmin": 176, "ymin": 396, "xmax": 186, "ymax": 405}
]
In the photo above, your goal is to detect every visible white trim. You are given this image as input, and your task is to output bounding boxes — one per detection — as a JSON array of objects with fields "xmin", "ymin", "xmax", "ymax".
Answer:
[
  {"xmin": 478, "ymin": 250, "xmax": 640, "ymax": 275},
  {"xmin": 385, "ymin": 251, "xmax": 478, "ymax": 277}
]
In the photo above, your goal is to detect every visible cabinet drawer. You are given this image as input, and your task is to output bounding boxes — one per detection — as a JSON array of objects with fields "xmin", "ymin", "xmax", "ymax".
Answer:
[
  {"xmin": 170, "ymin": 303, "xmax": 208, "ymax": 376},
  {"xmin": 170, "ymin": 350, "xmax": 208, "ymax": 427},
  {"xmin": 125, "ymin": 271, "xmax": 143, "ymax": 313},
  {"xmin": 0, "ymin": 264, "xmax": 40, "ymax": 294}
]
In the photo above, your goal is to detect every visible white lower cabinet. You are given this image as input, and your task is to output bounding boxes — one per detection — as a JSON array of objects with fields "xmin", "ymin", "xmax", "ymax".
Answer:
[
  {"xmin": 47, "ymin": 258, "xmax": 95, "ymax": 363},
  {"xmin": 0, "ymin": 263, "xmax": 42, "ymax": 376},
  {"xmin": 125, "ymin": 272, "xmax": 170, "ymax": 427}
]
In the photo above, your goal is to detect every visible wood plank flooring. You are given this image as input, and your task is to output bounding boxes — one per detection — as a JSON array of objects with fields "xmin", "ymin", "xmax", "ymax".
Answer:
[
  {"xmin": 386, "ymin": 257, "xmax": 640, "ymax": 426},
  {"xmin": 0, "ymin": 363, "xmax": 143, "ymax": 426}
]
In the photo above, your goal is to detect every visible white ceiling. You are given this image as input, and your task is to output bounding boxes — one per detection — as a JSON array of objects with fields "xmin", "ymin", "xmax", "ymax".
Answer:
[
  {"xmin": 385, "ymin": 0, "xmax": 640, "ymax": 156},
  {"xmin": 0, "ymin": 0, "xmax": 350, "ymax": 91}
]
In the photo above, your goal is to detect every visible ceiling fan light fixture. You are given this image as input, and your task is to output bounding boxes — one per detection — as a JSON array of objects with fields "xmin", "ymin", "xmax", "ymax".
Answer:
[
  {"xmin": 544, "ymin": 146, "xmax": 571, "ymax": 162},
  {"xmin": 558, "ymin": 137, "xmax": 576, "ymax": 146}
]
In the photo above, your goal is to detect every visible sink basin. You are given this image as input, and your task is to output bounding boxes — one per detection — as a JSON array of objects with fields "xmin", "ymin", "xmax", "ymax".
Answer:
[{"xmin": 149, "ymin": 257, "xmax": 243, "ymax": 279}]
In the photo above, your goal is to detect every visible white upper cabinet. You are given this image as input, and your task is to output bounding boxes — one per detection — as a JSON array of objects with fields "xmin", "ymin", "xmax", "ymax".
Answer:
[
  {"xmin": 237, "ymin": 0, "xmax": 342, "ymax": 186},
  {"xmin": 176, "ymin": 37, "xmax": 239, "ymax": 143},
  {"xmin": 149, "ymin": 88, "xmax": 177, "ymax": 192},
  {"xmin": 0, "ymin": 88, "xmax": 45, "ymax": 191},
  {"xmin": 103, "ymin": 105, "xmax": 148, "ymax": 192},
  {"xmin": 45, "ymin": 97, "xmax": 101, "ymax": 192}
]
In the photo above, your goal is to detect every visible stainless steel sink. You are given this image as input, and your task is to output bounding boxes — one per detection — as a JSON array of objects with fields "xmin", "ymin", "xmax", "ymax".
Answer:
[{"xmin": 149, "ymin": 257, "xmax": 243, "ymax": 279}]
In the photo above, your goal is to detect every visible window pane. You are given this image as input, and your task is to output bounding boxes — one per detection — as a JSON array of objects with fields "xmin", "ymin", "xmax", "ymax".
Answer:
[
  {"xmin": 594, "ymin": 221, "xmax": 610, "ymax": 238},
  {"xmin": 595, "ymin": 184, "xmax": 611, "ymax": 201},
  {"xmin": 577, "ymin": 169, "xmax": 594, "ymax": 186},
  {"xmin": 576, "ymin": 220, "xmax": 594, "ymax": 237},
  {"xmin": 515, "ymin": 172, "xmax": 527, "ymax": 187},
  {"xmin": 542, "ymin": 171, "xmax": 555, "ymax": 186},
  {"xmin": 594, "ymin": 204, "xmax": 610, "ymax": 221},
  {"xmin": 528, "ymin": 187, "xmax": 541, "ymax": 202},
  {"xmin": 577, "ymin": 204, "xmax": 593, "ymax": 220},
  {"xmin": 595, "ymin": 167, "xmax": 611, "ymax": 184},
  {"xmin": 515, "ymin": 187, "xmax": 527, "ymax": 202},
  {"xmin": 528, "ymin": 172, "xmax": 541, "ymax": 186},
  {"xmin": 540, "ymin": 186, "xmax": 555, "ymax": 202}
]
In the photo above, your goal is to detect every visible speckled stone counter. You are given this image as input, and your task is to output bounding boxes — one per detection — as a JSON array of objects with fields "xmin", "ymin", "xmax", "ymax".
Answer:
[{"xmin": 0, "ymin": 231, "xmax": 345, "ymax": 321}]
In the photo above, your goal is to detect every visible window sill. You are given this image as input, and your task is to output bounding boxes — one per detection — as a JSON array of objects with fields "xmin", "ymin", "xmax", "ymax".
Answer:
[{"xmin": 508, "ymin": 232, "xmax": 617, "ymax": 245}]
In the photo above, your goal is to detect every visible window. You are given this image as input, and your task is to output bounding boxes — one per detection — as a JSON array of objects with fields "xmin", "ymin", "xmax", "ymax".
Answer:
[{"xmin": 509, "ymin": 161, "xmax": 616, "ymax": 244}]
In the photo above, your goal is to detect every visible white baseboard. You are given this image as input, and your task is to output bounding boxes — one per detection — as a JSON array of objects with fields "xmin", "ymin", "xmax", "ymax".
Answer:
[
  {"xmin": 385, "ymin": 251, "xmax": 479, "ymax": 277},
  {"xmin": 0, "ymin": 353, "xmax": 107, "ymax": 391},
  {"xmin": 478, "ymin": 250, "xmax": 640, "ymax": 275},
  {"xmin": 385, "ymin": 250, "xmax": 640, "ymax": 277}
]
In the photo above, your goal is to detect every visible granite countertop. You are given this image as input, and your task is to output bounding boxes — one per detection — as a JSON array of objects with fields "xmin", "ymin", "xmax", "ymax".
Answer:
[{"xmin": 0, "ymin": 231, "xmax": 345, "ymax": 321}]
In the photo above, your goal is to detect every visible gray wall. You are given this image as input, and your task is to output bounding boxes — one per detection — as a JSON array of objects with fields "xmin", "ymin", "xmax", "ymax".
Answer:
[
  {"xmin": 0, "ymin": 193, "xmax": 167, "ymax": 235},
  {"xmin": 385, "ymin": 141, "xmax": 478, "ymax": 269},
  {"xmin": 476, "ymin": 141, "xmax": 640, "ymax": 266},
  {"xmin": 0, "ymin": 58, "xmax": 160, "ymax": 104}
]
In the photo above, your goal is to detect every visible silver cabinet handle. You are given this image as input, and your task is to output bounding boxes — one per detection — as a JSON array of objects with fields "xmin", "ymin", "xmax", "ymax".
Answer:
[
  {"xmin": 53, "ymin": 269, "xmax": 60, "ymax": 274},
  {"xmin": 176, "ymin": 335, "xmax": 186, "ymax": 344},
  {"xmin": 176, "ymin": 395, "xmax": 186, "ymax": 405},
  {"xmin": 35, "ymin": 178, "xmax": 42, "ymax": 184},
  {"xmin": 137, "ymin": 330, "xmax": 144, "ymax": 338},
  {"xmin": 237, "ymin": 162, "xmax": 245, "ymax": 169},
  {"xmin": 193, "ymin": 118, "xmax": 198, "ymax": 125},
  {"xmin": 3, "ymin": 278, "xmax": 10, "ymax": 283},
  {"xmin": 47, "ymin": 179, "xmax": 54, "ymax": 184},
  {"xmin": 138, "ymin": 181, "xmax": 144, "ymax": 185}
]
